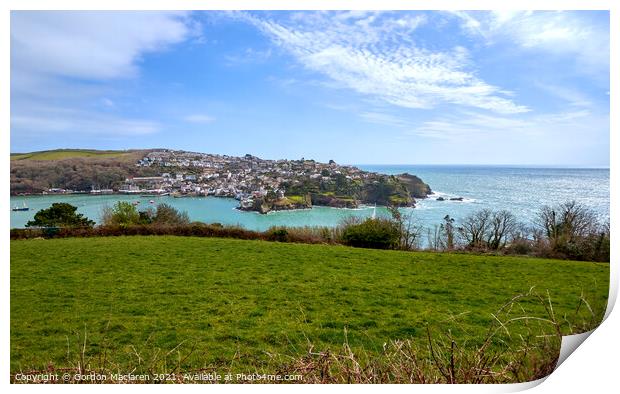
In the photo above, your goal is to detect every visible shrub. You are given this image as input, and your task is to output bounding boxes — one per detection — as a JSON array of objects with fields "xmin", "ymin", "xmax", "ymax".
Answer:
[
  {"xmin": 138, "ymin": 209, "xmax": 154, "ymax": 225},
  {"xmin": 340, "ymin": 218, "xmax": 400, "ymax": 249},
  {"xmin": 280, "ymin": 226, "xmax": 337, "ymax": 244},
  {"xmin": 101, "ymin": 201, "xmax": 141, "ymax": 226},
  {"xmin": 26, "ymin": 202, "xmax": 94, "ymax": 228},
  {"xmin": 267, "ymin": 227, "xmax": 289, "ymax": 242},
  {"xmin": 535, "ymin": 201, "xmax": 608, "ymax": 261},
  {"xmin": 504, "ymin": 238, "xmax": 534, "ymax": 256},
  {"xmin": 152, "ymin": 203, "xmax": 190, "ymax": 226}
]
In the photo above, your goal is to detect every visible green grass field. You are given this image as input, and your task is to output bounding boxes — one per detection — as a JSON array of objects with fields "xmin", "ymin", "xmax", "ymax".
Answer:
[
  {"xmin": 10, "ymin": 236, "xmax": 609, "ymax": 376},
  {"xmin": 10, "ymin": 149, "xmax": 133, "ymax": 161}
]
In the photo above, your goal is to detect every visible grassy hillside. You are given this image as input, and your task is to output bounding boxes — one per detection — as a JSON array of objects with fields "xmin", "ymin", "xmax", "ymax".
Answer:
[
  {"xmin": 10, "ymin": 149, "xmax": 135, "ymax": 161},
  {"xmin": 10, "ymin": 149, "xmax": 157, "ymax": 194},
  {"xmin": 11, "ymin": 237, "xmax": 609, "ymax": 379}
]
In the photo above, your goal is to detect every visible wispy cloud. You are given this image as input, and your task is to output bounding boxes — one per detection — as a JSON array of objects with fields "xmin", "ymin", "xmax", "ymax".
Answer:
[
  {"xmin": 183, "ymin": 114, "xmax": 216, "ymax": 124},
  {"xmin": 354, "ymin": 103, "xmax": 602, "ymax": 144},
  {"xmin": 224, "ymin": 47, "xmax": 272, "ymax": 66},
  {"xmin": 101, "ymin": 98, "xmax": 115, "ymax": 108},
  {"xmin": 407, "ymin": 109, "xmax": 597, "ymax": 141},
  {"xmin": 450, "ymin": 11, "xmax": 609, "ymax": 73},
  {"xmin": 11, "ymin": 105, "xmax": 161, "ymax": 136},
  {"xmin": 359, "ymin": 111, "xmax": 410, "ymax": 128},
  {"xmin": 237, "ymin": 11, "xmax": 528, "ymax": 114},
  {"xmin": 534, "ymin": 83, "xmax": 593, "ymax": 108}
]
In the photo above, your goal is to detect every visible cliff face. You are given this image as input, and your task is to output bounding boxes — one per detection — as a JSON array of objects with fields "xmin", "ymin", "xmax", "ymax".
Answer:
[
  {"xmin": 310, "ymin": 193, "xmax": 359, "ymax": 208},
  {"xmin": 396, "ymin": 173, "xmax": 432, "ymax": 199},
  {"xmin": 242, "ymin": 172, "xmax": 432, "ymax": 214},
  {"xmin": 239, "ymin": 194, "xmax": 313, "ymax": 214},
  {"xmin": 359, "ymin": 173, "xmax": 432, "ymax": 207}
]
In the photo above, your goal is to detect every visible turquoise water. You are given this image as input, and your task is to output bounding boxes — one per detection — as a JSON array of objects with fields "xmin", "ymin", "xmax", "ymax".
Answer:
[{"xmin": 9, "ymin": 166, "xmax": 610, "ymax": 230}]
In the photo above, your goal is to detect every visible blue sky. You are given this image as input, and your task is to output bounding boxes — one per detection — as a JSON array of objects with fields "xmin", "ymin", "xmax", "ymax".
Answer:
[{"xmin": 10, "ymin": 10, "xmax": 610, "ymax": 166}]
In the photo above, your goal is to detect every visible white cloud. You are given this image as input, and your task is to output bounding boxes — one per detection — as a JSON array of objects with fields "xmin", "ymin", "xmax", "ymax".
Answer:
[
  {"xmin": 183, "ymin": 114, "xmax": 216, "ymax": 124},
  {"xmin": 11, "ymin": 11, "xmax": 193, "ymax": 80},
  {"xmin": 354, "ymin": 103, "xmax": 604, "ymax": 146},
  {"xmin": 11, "ymin": 11, "xmax": 197, "ymax": 140},
  {"xmin": 11, "ymin": 105, "xmax": 161, "ymax": 136},
  {"xmin": 408, "ymin": 109, "xmax": 598, "ymax": 141},
  {"xmin": 451, "ymin": 11, "xmax": 609, "ymax": 73},
  {"xmin": 224, "ymin": 47, "xmax": 272, "ymax": 66},
  {"xmin": 239, "ymin": 11, "xmax": 528, "ymax": 114},
  {"xmin": 535, "ymin": 84, "xmax": 593, "ymax": 108},
  {"xmin": 359, "ymin": 111, "xmax": 410, "ymax": 128}
]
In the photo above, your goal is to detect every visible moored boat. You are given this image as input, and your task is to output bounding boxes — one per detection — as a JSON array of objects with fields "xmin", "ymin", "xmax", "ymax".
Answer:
[{"xmin": 12, "ymin": 202, "xmax": 29, "ymax": 211}]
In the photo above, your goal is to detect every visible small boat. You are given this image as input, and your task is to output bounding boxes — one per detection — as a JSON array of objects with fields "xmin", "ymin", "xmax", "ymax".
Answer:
[
  {"xmin": 149, "ymin": 200, "xmax": 155, "ymax": 204},
  {"xmin": 12, "ymin": 202, "xmax": 29, "ymax": 211}
]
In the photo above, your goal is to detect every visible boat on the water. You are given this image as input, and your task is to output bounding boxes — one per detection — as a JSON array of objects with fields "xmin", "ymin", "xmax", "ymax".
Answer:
[{"xmin": 12, "ymin": 202, "xmax": 29, "ymax": 211}]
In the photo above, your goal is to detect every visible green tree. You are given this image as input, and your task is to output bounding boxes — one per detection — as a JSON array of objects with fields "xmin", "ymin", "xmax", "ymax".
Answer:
[
  {"xmin": 26, "ymin": 203, "xmax": 94, "ymax": 228},
  {"xmin": 340, "ymin": 218, "xmax": 400, "ymax": 249},
  {"xmin": 102, "ymin": 201, "xmax": 140, "ymax": 226},
  {"xmin": 152, "ymin": 203, "xmax": 190, "ymax": 225}
]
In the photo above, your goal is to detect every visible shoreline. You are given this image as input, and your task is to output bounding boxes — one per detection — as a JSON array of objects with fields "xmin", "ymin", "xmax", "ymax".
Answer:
[{"xmin": 11, "ymin": 192, "xmax": 432, "ymax": 212}]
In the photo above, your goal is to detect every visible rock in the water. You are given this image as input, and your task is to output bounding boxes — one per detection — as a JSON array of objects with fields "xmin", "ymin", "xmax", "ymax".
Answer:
[
  {"xmin": 436, "ymin": 196, "xmax": 445, "ymax": 201},
  {"xmin": 449, "ymin": 197, "xmax": 464, "ymax": 201}
]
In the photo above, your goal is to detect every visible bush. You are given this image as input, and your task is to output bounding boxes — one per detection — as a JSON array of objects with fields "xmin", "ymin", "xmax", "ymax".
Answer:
[
  {"xmin": 504, "ymin": 238, "xmax": 534, "ymax": 256},
  {"xmin": 340, "ymin": 218, "xmax": 400, "ymax": 249},
  {"xmin": 25, "ymin": 202, "xmax": 94, "ymax": 228},
  {"xmin": 277, "ymin": 226, "xmax": 337, "ymax": 244},
  {"xmin": 152, "ymin": 203, "xmax": 190, "ymax": 226},
  {"xmin": 535, "ymin": 202, "xmax": 609, "ymax": 262},
  {"xmin": 101, "ymin": 201, "xmax": 141, "ymax": 226},
  {"xmin": 266, "ymin": 227, "xmax": 289, "ymax": 242}
]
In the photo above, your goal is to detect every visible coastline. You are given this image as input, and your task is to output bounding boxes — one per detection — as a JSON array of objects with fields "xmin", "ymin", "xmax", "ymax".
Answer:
[{"xmin": 10, "ymin": 166, "xmax": 610, "ymax": 231}]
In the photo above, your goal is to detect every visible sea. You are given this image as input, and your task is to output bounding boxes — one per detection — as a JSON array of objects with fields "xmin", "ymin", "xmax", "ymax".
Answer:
[{"xmin": 9, "ymin": 166, "xmax": 610, "ymax": 231}]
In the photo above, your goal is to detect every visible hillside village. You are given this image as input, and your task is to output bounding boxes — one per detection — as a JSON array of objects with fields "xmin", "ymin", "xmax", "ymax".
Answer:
[
  {"xmin": 11, "ymin": 149, "xmax": 432, "ymax": 214},
  {"xmin": 129, "ymin": 150, "xmax": 362, "ymax": 197},
  {"xmin": 127, "ymin": 150, "xmax": 431, "ymax": 213}
]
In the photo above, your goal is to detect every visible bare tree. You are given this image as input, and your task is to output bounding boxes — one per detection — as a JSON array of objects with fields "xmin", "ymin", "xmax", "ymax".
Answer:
[
  {"xmin": 458, "ymin": 209, "xmax": 492, "ymax": 249},
  {"xmin": 427, "ymin": 224, "xmax": 442, "ymax": 251},
  {"xmin": 487, "ymin": 210, "xmax": 518, "ymax": 250},
  {"xmin": 387, "ymin": 205, "xmax": 423, "ymax": 250},
  {"xmin": 536, "ymin": 201, "xmax": 598, "ymax": 247},
  {"xmin": 440, "ymin": 215, "xmax": 456, "ymax": 251}
]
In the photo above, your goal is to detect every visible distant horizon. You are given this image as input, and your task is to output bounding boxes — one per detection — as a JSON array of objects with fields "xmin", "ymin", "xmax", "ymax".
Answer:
[{"xmin": 11, "ymin": 11, "xmax": 609, "ymax": 167}]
